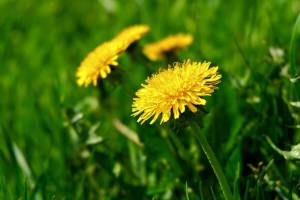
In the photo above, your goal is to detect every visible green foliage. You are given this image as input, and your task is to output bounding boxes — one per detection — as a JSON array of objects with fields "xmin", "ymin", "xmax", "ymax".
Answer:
[{"xmin": 0, "ymin": 0, "xmax": 300, "ymax": 199}]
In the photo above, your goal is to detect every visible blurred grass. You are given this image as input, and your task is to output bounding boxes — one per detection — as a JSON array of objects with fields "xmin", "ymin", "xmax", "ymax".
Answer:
[{"xmin": 0, "ymin": 0, "xmax": 300, "ymax": 199}]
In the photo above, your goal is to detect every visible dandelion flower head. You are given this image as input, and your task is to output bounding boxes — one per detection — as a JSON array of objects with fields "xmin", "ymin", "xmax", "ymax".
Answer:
[
  {"xmin": 114, "ymin": 24, "xmax": 150, "ymax": 47},
  {"xmin": 76, "ymin": 40, "xmax": 128, "ymax": 86},
  {"xmin": 143, "ymin": 33, "xmax": 193, "ymax": 61},
  {"xmin": 132, "ymin": 60, "xmax": 221, "ymax": 124}
]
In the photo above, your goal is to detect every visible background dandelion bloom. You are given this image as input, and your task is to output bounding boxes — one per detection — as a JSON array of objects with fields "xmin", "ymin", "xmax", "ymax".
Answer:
[
  {"xmin": 132, "ymin": 60, "xmax": 221, "ymax": 124},
  {"xmin": 76, "ymin": 40, "xmax": 128, "ymax": 86},
  {"xmin": 76, "ymin": 25, "xmax": 149, "ymax": 87},
  {"xmin": 143, "ymin": 33, "xmax": 193, "ymax": 61},
  {"xmin": 114, "ymin": 24, "xmax": 149, "ymax": 47}
]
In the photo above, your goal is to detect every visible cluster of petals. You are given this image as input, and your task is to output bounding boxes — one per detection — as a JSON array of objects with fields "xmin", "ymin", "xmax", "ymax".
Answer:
[{"xmin": 132, "ymin": 60, "xmax": 221, "ymax": 124}]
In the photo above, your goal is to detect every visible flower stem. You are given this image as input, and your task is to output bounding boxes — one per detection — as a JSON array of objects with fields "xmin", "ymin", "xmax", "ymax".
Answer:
[{"xmin": 190, "ymin": 121, "xmax": 233, "ymax": 200}]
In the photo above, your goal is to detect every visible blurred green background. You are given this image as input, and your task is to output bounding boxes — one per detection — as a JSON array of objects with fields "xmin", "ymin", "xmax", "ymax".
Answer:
[{"xmin": 0, "ymin": 0, "xmax": 300, "ymax": 199}]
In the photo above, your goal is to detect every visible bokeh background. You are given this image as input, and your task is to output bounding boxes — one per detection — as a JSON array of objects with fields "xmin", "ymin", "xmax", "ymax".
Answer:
[{"xmin": 0, "ymin": 0, "xmax": 300, "ymax": 199}]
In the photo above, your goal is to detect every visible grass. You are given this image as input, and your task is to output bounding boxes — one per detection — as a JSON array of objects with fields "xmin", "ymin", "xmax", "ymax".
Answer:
[{"xmin": 0, "ymin": 0, "xmax": 300, "ymax": 199}]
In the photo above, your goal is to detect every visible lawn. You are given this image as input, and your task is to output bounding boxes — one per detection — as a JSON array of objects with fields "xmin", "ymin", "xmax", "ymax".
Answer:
[{"xmin": 0, "ymin": 0, "xmax": 300, "ymax": 199}]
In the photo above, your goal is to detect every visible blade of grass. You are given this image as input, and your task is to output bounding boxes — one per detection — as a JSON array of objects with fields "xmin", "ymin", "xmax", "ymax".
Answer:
[
  {"xmin": 24, "ymin": 179, "xmax": 28, "ymax": 200},
  {"xmin": 185, "ymin": 181, "xmax": 190, "ymax": 200},
  {"xmin": 233, "ymin": 163, "xmax": 241, "ymax": 200},
  {"xmin": 289, "ymin": 13, "xmax": 300, "ymax": 76},
  {"xmin": 12, "ymin": 143, "xmax": 34, "ymax": 187},
  {"xmin": 255, "ymin": 181, "xmax": 262, "ymax": 200},
  {"xmin": 243, "ymin": 179, "xmax": 250, "ymax": 200},
  {"xmin": 210, "ymin": 186, "xmax": 218, "ymax": 200},
  {"xmin": 190, "ymin": 121, "xmax": 233, "ymax": 200},
  {"xmin": 199, "ymin": 180, "xmax": 204, "ymax": 200},
  {"xmin": 113, "ymin": 118, "xmax": 143, "ymax": 147}
]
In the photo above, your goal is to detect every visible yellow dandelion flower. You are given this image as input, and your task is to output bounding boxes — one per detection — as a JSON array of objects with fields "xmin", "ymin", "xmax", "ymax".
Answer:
[
  {"xmin": 114, "ymin": 24, "xmax": 150, "ymax": 47},
  {"xmin": 76, "ymin": 24, "xmax": 149, "ymax": 87},
  {"xmin": 143, "ymin": 33, "xmax": 193, "ymax": 61},
  {"xmin": 76, "ymin": 40, "xmax": 128, "ymax": 86},
  {"xmin": 132, "ymin": 60, "xmax": 221, "ymax": 124}
]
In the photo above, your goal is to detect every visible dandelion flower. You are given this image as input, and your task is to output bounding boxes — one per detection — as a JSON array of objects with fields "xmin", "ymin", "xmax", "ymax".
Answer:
[
  {"xmin": 143, "ymin": 33, "xmax": 193, "ymax": 61},
  {"xmin": 76, "ymin": 25, "xmax": 149, "ymax": 87},
  {"xmin": 76, "ymin": 40, "xmax": 128, "ymax": 86},
  {"xmin": 132, "ymin": 60, "xmax": 221, "ymax": 124},
  {"xmin": 114, "ymin": 24, "xmax": 150, "ymax": 47}
]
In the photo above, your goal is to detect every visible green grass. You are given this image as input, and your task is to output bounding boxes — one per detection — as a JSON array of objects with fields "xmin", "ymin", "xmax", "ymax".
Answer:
[{"xmin": 0, "ymin": 0, "xmax": 300, "ymax": 199}]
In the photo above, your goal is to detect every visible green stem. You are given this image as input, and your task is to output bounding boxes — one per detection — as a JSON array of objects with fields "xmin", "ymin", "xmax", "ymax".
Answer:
[{"xmin": 190, "ymin": 121, "xmax": 233, "ymax": 200}]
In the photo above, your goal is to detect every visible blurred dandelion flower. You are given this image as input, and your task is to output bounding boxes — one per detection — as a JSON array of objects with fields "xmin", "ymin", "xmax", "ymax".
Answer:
[
  {"xmin": 114, "ymin": 24, "xmax": 150, "ymax": 47},
  {"xmin": 132, "ymin": 60, "xmax": 221, "ymax": 124},
  {"xmin": 76, "ymin": 40, "xmax": 128, "ymax": 86},
  {"xmin": 76, "ymin": 25, "xmax": 149, "ymax": 87},
  {"xmin": 143, "ymin": 33, "xmax": 193, "ymax": 61}
]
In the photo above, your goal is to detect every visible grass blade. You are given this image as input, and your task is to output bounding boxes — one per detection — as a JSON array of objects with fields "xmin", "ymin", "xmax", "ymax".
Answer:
[
  {"xmin": 185, "ymin": 181, "xmax": 190, "ymax": 200},
  {"xmin": 289, "ymin": 13, "xmax": 300, "ymax": 76}
]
